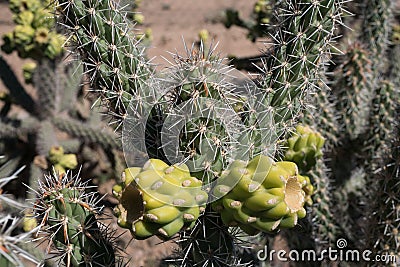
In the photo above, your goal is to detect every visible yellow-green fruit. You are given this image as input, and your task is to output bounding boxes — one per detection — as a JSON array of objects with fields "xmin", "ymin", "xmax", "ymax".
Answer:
[
  {"xmin": 22, "ymin": 61, "xmax": 36, "ymax": 84},
  {"xmin": 34, "ymin": 27, "xmax": 49, "ymax": 44},
  {"xmin": 212, "ymin": 155, "xmax": 313, "ymax": 234},
  {"xmin": 58, "ymin": 154, "xmax": 78, "ymax": 170},
  {"xmin": 48, "ymin": 146, "xmax": 77, "ymax": 170},
  {"xmin": 284, "ymin": 125, "xmax": 325, "ymax": 172},
  {"xmin": 44, "ymin": 34, "xmax": 65, "ymax": 59},
  {"xmin": 14, "ymin": 10, "xmax": 34, "ymax": 25},
  {"xmin": 13, "ymin": 25, "xmax": 35, "ymax": 45},
  {"xmin": 113, "ymin": 159, "xmax": 207, "ymax": 240}
]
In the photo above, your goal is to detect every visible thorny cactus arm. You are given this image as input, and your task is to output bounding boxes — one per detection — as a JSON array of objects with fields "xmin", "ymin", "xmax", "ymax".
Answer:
[
  {"xmin": 333, "ymin": 43, "xmax": 373, "ymax": 141},
  {"xmin": 365, "ymin": 122, "xmax": 400, "ymax": 266},
  {"xmin": 56, "ymin": 0, "xmax": 152, "ymax": 129},
  {"xmin": 31, "ymin": 170, "xmax": 118, "ymax": 266},
  {"xmin": 260, "ymin": 0, "xmax": 344, "ymax": 133},
  {"xmin": 0, "ymin": 215, "xmax": 40, "ymax": 267},
  {"xmin": 361, "ymin": 0, "xmax": 393, "ymax": 73},
  {"xmin": 0, "ymin": 162, "xmax": 41, "ymax": 266}
]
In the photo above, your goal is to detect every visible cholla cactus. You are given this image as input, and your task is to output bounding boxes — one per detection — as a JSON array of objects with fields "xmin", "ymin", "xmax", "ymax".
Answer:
[
  {"xmin": 31, "ymin": 169, "xmax": 118, "ymax": 266},
  {"xmin": 52, "ymin": 0, "xmax": 343, "ymax": 265},
  {"xmin": 56, "ymin": 0, "xmax": 152, "ymax": 130},
  {"xmin": 333, "ymin": 42, "xmax": 373, "ymax": 140},
  {"xmin": 122, "ymin": 43, "xmax": 276, "ymax": 181}
]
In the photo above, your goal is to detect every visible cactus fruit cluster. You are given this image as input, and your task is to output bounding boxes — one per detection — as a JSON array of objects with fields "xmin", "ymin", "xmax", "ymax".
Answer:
[
  {"xmin": 212, "ymin": 155, "xmax": 313, "ymax": 235},
  {"xmin": 222, "ymin": 0, "xmax": 273, "ymax": 42},
  {"xmin": 47, "ymin": 146, "xmax": 78, "ymax": 174},
  {"xmin": 283, "ymin": 125, "xmax": 325, "ymax": 172},
  {"xmin": 113, "ymin": 159, "xmax": 208, "ymax": 240},
  {"xmin": 1, "ymin": 0, "xmax": 65, "ymax": 60}
]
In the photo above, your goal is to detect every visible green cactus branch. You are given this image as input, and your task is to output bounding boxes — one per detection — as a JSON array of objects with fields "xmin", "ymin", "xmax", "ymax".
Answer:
[
  {"xmin": 32, "ymin": 170, "xmax": 119, "ymax": 266},
  {"xmin": 332, "ymin": 42, "xmax": 373, "ymax": 141},
  {"xmin": 260, "ymin": 0, "xmax": 344, "ymax": 127},
  {"xmin": 0, "ymin": 118, "xmax": 37, "ymax": 139},
  {"xmin": 361, "ymin": 0, "xmax": 393, "ymax": 70},
  {"xmin": 364, "ymin": 120, "xmax": 400, "ymax": 265},
  {"xmin": 51, "ymin": 116, "xmax": 122, "ymax": 150},
  {"xmin": 56, "ymin": 0, "xmax": 153, "ymax": 129}
]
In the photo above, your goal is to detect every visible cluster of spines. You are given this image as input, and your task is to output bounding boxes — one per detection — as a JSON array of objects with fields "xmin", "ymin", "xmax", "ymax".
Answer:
[
  {"xmin": 361, "ymin": 0, "xmax": 393, "ymax": 73},
  {"xmin": 0, "ymin": 215, "xmax": 40, "ymax": 266},
  {"xmin": 0, "ymin": 162, "xmax": 41, "ymax": 266},
  {"xmin": 31, "ymin": 169, "xmax": 118, "ymax": 266},
  {"xmin": 364, "ymin": 80, "xmax": 397, "ymax": 159},
  {"xmin": 308, "ymin": 159, "xmax": 337, "ymax": 250},
  {"xmin": 147, "ymin": 42, "xmax": 276, "ymax": 182},
  {"xmin": 302, "ymin": 77, "xmax": 340, "ymax": 149},
  {"xmin": 172, "ymin": 211, "xmax": 245, "ymax": 267}
]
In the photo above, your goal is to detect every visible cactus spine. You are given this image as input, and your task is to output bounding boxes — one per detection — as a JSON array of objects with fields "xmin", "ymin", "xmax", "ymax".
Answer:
[{"xmin": 365, "ymin": 123, "xmax": 400, "ymax": 266}]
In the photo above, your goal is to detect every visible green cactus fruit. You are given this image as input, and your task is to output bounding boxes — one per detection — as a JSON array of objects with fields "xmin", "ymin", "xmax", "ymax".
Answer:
[
  {"xmin": 2, "ymin": 0, "xmax": 64, "ymax": 60},
  {"xmin": 284, "ymin": 125, "xmax": 325, "ymax": 172},
  {"xmin": 112, "ymin": 159, "xmax": 208, "ymax": 240},
  {"xmin": 14, "ymin": 10, "xmax": 34, "ymax": 25},
  {"xmin": 47, "ymin": 146, "xmax": 78, "ymax": 174},
  {"xmin": 44, "ymin": 33, "xmax": 65, "ymax": 59},
  {"xmin": 22, "ymin": 61, "xmax": 36, "ymax": 84},
  {"xmin": 212, "ymin": 155, "xmax": 312, "ymax": 234},
  {"xmin": 13, "ymin": 25, "xmax": 35, "ymax": 46},
  {"xmin": 34, "ymin": 27, "xmax": 49, "ymax": 44}
]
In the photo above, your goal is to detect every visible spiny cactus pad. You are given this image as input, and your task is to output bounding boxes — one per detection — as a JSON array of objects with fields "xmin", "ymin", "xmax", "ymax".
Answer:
[
  {"xmin": 211, "ymin": 155, "xmax": 313, "ymax": 235},
  {"xmin": 284, "ymin": 125, "xmax": 325, "ymax": 173},
  {"xmin": 113, "ymin": 159, "xmax": 208, "ymax": 240}
]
